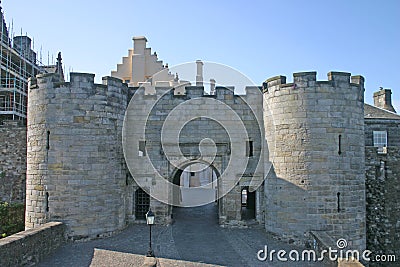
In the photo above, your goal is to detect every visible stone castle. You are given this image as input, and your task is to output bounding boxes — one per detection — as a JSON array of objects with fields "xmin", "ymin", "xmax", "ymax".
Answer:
[
  {"xmin": 0, "ymin": 35, "xmax": 398, "ymax": 258},
  {"xmin": 20, "ymin": 37, "xmax": 400, "ymax": 256}
]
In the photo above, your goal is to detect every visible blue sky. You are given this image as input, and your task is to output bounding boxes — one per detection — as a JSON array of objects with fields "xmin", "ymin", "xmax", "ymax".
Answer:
[{"xmin": 2, "ymin": 0, "xmax": 400, "ymax": 111}]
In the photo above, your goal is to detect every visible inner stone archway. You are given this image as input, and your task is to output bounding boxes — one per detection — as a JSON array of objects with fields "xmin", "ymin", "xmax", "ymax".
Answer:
[{"xmin": 172, "ymin": 161, "xmax": 220, "ymax": 208}]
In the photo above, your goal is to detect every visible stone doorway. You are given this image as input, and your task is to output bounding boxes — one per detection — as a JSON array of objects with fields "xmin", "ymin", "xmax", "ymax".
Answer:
[
  {"xmin": 171, "ymin": 162, "xmax": 219, "ymax": 208},
  {"xmin": 241, "ymin": 186, "xmax": 256, "ymax": 220},
  {"xmin": 135, "ymin": 188, "xmax": 150, "ymax": 220}
]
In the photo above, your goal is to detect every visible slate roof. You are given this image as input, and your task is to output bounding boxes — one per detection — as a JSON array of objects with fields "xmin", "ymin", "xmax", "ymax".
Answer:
[{"xmin": 364, "ymin": 103, "xmax": 400, "ymax": 120}]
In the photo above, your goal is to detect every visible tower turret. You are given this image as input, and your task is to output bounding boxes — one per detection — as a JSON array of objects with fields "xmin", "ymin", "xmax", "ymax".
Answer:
[
  {"xmin": 26, "ymin": 72, "xmax": 128, "ymax": 239},
  {"xmin": 263, "ymin": 71, "xmax": 366, "ymax": 251}
]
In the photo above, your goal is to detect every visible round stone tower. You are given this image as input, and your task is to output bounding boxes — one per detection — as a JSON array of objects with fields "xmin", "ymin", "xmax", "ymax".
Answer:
[
  {"xmin": 26, "ymin": 72, "xmax": 128, "ymax": 239},
  {"xmin": 263, "ymin": 71, "xmax": 366, "ymax": 250}
]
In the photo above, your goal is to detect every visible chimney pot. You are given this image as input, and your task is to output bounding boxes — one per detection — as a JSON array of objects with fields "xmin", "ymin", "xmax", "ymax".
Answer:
[
  {"xmin": 196, "ymin": 60, "xmax": 204, "ymax": 87},
  {"xmin": 373, "ymin": 88, "xmax": 396, "ymax": 113}
]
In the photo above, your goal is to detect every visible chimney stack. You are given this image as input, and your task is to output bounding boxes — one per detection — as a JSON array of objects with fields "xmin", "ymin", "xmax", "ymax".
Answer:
[
  {"xmin": 133, "ymin": 36, "xmax": 147, "ymax": 54},
  {"xmin": 210, "ymin": 78, "xmax": 216, "ymax": 95},
  {"xmin": 196, "ymin": 60, "xmax": 203, "ymax": 87},
  {"xmin": 373, "ymin": 88, "xmax": 396, "ymax": 113}
]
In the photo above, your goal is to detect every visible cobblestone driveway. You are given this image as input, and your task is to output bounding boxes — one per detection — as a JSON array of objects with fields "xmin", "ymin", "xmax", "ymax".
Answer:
[{"xmin": 37, "ymin": 203, "xmax": 325, "ymax": 266}]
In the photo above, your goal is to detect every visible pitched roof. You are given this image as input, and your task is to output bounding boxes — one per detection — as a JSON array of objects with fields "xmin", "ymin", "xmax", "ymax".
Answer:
[{"xmin": 364, "ymin": 103, "xmax": 400, "ymax": 120}]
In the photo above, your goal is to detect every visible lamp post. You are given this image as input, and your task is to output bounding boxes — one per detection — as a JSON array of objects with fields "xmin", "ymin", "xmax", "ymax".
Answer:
[{"xmin": 145, "ymin": 209, "xmax": 155, "ymax": 257}]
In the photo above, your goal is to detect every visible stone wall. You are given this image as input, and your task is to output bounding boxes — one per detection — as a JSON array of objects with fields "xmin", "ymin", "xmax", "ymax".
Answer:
[
  {"xmin": 0, "ymin": 120, "xmax": 26, "ymax": 203},
  {"xmin": 0, "ymin": 222, "xmax": 66, "ymax": 267},
  {"xmin": 365, "ymin": 119, "xmax": 400, "ymax": 259},
  {"xmin": 26, "ymin": 73, "xmax": 129, "ymax": 239},
  {"xmin": 263, "ymin": 72, "xmax": 366, "ymax": 250}
]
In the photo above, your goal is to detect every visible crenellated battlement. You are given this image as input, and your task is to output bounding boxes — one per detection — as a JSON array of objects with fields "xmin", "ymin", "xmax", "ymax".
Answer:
[
  {"xmin": 131, "ymin": 83, "xmax": 262, "ymax": 100},
  {"xmin": 185, "ymin": 86, "xmax": 205, "ymax": 98},
  {"xmin": 263, "ymin": 71, "xmax": 365, "ymax": 95},
  {"xmin": 70, "ymin": 72, "xmax": 95, "ymax": 85},
  {"xmin": 29, "ymin": 72, "xmax": 128, "ymax": 102},
  {"xmin": 29, "ymin": 73, "xmax": 63, "ymax": 89},
  {"xmin": 215, "ymin": 85, "xmax": 234, "ymax": 96}
]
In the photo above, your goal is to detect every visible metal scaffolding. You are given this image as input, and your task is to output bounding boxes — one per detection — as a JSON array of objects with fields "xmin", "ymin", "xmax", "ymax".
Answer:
[{"xmin": 0, "ymin": 5, "xmax": 47, "ymax": 123}]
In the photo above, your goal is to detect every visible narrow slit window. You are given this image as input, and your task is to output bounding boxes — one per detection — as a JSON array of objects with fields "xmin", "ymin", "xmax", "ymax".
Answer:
[
  {"xmin": 375, "ymin": 165, "xmax": 381, "ymax": 178},
  {"xmin": 45, "ymin": 192, "xmax": 49, "ymax": 212},
  {"xmin": 46, "ymin": 131, "xmax": 50, "ymax": 150},
  {"xmin": 139, "ymin": 141, "xmax": 146, "ymax": 157},
  {"xmin": 338, "ymin": 135, "xmax": 342, "ymax": 155},
  {"xmin": 246, "ymin": 140, "xmax": 254, "ymax": 157},
  {"xmin": 337, "ymin": 192, "xmax": 341, "ymax": 212},
  {"xmin": 380, "ymin": 161, "xmax": 386, "ymax": 179}
]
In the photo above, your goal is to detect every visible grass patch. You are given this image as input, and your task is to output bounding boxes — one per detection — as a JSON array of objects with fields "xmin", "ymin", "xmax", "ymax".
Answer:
[{"xmin": 0, "ymin": 202, "xmax": 25, "ymax": 238}]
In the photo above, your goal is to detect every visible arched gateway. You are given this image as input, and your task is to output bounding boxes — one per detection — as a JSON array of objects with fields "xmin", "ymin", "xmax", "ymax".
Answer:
[{"xmin": 170, "ymin": 161, "xmax": 219, "ymax": 208}]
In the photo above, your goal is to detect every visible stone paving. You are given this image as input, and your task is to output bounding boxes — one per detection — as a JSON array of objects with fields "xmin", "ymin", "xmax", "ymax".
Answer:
[{"xmin": 37, "ymin": 203, "xmax": 326, "ymax": 266}]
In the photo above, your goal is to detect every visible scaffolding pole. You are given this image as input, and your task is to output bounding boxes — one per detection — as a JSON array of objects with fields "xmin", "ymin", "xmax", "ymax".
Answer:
[{"xmin": 0, "ymin": 8, "xmax": 47, "ymax": 123}]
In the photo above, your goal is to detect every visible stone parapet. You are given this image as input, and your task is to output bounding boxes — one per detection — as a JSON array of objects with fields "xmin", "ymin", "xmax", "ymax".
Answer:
[{"xmin": 0, "ymin": 222, "xmax": 66, "ymax": 267}]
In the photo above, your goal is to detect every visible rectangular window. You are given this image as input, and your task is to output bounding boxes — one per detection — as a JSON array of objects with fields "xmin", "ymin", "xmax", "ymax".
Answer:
[
  {"xmin": 373, "ymin": 131, "xmax": 387, "ymax": 148},
  {"xmin": 241, "ymin": 188, "xmax": 248, "ymax": 206},
  {"xmin": 139, "ymin": 141, "xmax": 146, "ymax": 157},
  {"xmin": 246, "ymin": 140, "xmax": 254, "ymax": 157}
]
